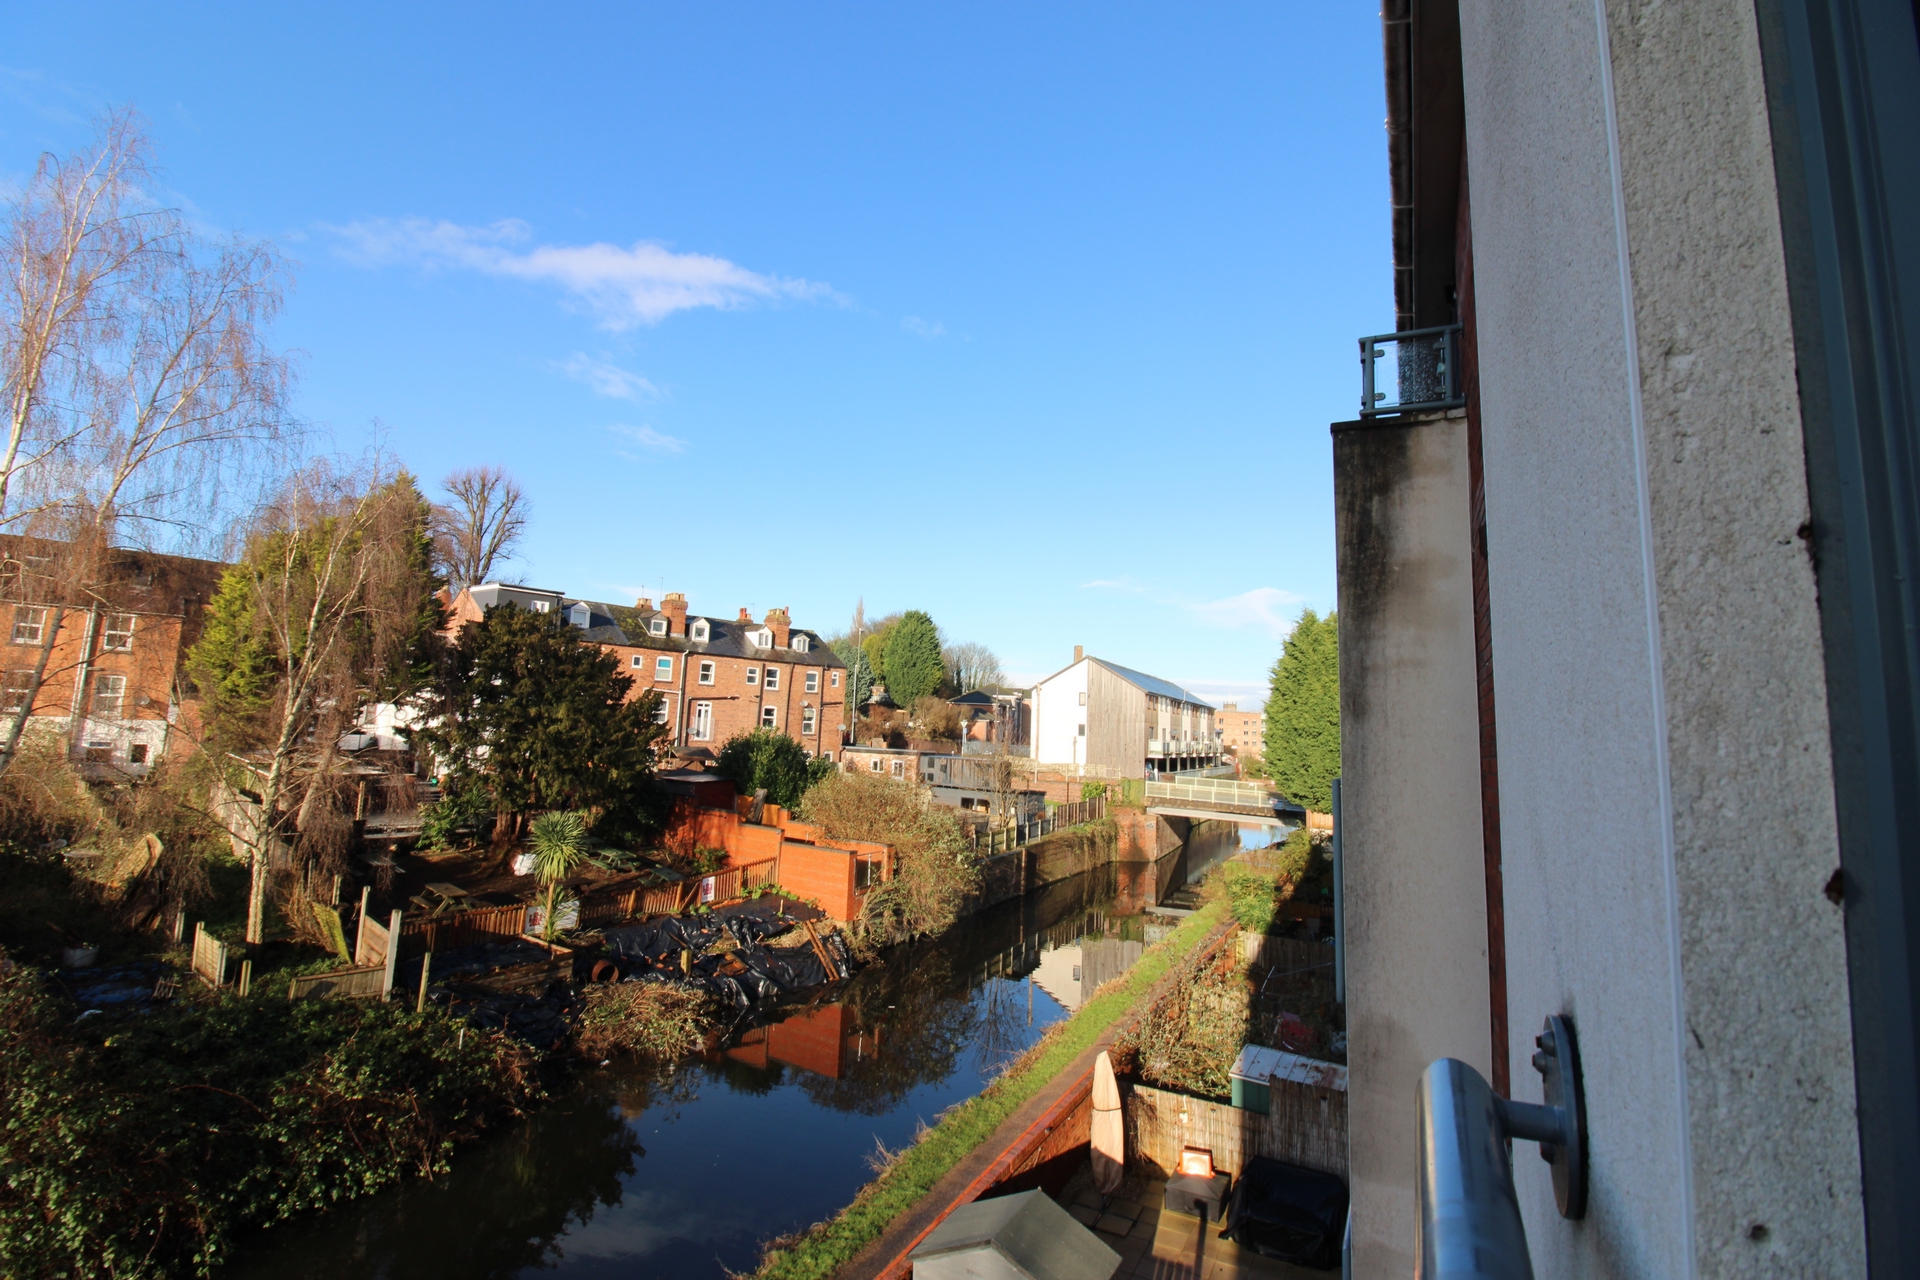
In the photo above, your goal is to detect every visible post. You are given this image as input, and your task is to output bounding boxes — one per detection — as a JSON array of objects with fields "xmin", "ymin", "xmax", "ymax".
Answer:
[
  {"xmin": 416, "ymin": 951, "xmax": 432, "ymax": 1013},
  {"xmin": 237, "ymin": 959, "xmax": 252, "ymax": 997},
  {"xmin": 1331, "ymin": 776, "xmax": 1345, "ymax": 1006},
  {"xmin": 382, "ymin": 908, "xmax": 402, "ymax": 997},
  {"xmin": 354, "ymin": 885, "xmax": 371, "ymax": 960}
]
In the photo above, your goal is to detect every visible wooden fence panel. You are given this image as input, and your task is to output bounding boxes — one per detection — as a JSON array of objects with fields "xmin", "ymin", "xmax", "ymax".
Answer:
[
  {"xmin": 288, "ymin": 965, "xmax": 387, "ymax": 1002},
  {"xmin": 1125, "ymin": 1080, "xmax": 1347, "ymax": 1182},
  {"xmin": 401, "ymin": 902, "xmax": 527, "ymax": 953},
  {"xmin": 355, "ymin": 913, "xmax": 390, "ymax": 968},
  {"xmin": 191, "ymin": 923, "xmax": 233, "ymax": 987}
]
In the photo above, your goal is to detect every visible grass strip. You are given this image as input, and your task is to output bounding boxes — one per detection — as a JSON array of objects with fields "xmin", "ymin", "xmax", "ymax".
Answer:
[{"xmin": 753, "ymin": 899, "xmax": 1228, "ymax": 1280}]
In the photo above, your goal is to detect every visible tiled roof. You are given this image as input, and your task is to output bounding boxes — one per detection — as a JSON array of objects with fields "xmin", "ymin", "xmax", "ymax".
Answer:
[{"xmin": 562, "ymin": 598, "xmax": 846, "ymax": 668}]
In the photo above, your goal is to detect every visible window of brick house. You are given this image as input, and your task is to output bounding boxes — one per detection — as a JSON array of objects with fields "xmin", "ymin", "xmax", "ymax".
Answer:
[
  {"xmin": 746, "ymin": 667, "xmax": 758, "ymax": 686},
  {"xmin": 102, "ymin": 614, "xmax": 135, "ymax": 652},
  {"xmin": 650, "ymin": 618, "xmax": 667, "ymax": 636},
  {"xmin": 652, "ymin": 699, "xmax": 670, "ymax": 724},
  {"xmin": 129, "ymin": 743, "xmax": 149, "ymax": 764},
  {"xmin": 764, "ymin": 667, "xmax": 779, "ymax": 690},
  {"xmin": 699, "ymin": 660, "xmax": 715, "ymax": 685},
  {"xmin": 691, "ymin": 701, "xmax": 713, "ymax": 740},
  {"xmin": 805, "ymin": 670, "xmax": 819, "ymax": 693},
  {"xmin": 631, "ymin": 655, "xmax": 644, "ymax": 668},
  {"xmin": 11, "ymin": 606, "xmax": 46, "ymax": 645},
  {"xmin": 691, "ymin": 619, "xmax": 709, "ymax": 642},
  {"xmin": 2, "ymin": 669, "xmax": 32, "ymax": 711},
  {"xmin": 92, "ymin": 673, "xmax": 127, "ymax": 720},
  {"xmin": 801, "ymin": 707, "xmax": 815, "ymax": 735},
  {"xmin": 655, "ymin": 656, "xmax": 673, "ymax": 681},
  {"xmin": 832, "ymin": 671, "xmax": 841, "ymax": 688},
  {"xmin": 761, "ymin": 705, "xmax": 777, "ymax": 728},
  {"xmin": 869, "ymin": 758, "xmax": 883, "ymax": 772},
  {"xmin": 892, "ymin": 759, "xmax": 905, "ymax": 778}
]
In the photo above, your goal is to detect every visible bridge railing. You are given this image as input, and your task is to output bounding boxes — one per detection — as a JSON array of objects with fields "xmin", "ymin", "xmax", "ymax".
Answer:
[{"xmin": 1145, "ymin": 777, "xmax": 1279, "ymax": 810}]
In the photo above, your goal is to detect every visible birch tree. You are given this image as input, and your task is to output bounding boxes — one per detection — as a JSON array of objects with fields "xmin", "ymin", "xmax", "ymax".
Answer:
[
  {"xmin": 0, "ymin": 110, "xmax": 293, "ymax": 777},
  {"xmin": 190, "ymin": 463, "xmax": 438, "ymax": 943}
]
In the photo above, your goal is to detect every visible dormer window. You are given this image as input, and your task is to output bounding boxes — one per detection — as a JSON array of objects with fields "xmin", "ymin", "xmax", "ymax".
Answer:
[
  {"xmin": 568, "ymin": 603, "xmax": 592, "ymax": 629},
  {"xmin": 793, "ymin": 635, "xmax": 808, "ymax": 653},
  {"xmin": 650, "ymin": 617, "xmax": 668, "ymax": 637},
  {"xmin": 690, "ymin": 619, "xmax": 710, "ymax": 643},
  {"xmin": 749, "ymin": 628, "xmax": 772, "ymax": 649},
  {"xmin": 533, "ymin": 600, "xmax": 551, "ymax": 613}
]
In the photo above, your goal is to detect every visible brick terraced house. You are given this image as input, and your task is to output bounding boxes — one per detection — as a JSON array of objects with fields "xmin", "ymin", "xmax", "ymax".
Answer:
[
  {"xmin": 0, "ymin": 544, "xmax": 225, "ymax": 776},
  {"xmin": 442, "ymin": 584, "xmax": 848, "ymax": 759}
]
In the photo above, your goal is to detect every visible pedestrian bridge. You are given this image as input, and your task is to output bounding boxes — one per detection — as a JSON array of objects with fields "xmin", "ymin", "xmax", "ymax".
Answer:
[{"xmin": 1143, "ymin": 777, "xmax": 1303, "ymax": 826}]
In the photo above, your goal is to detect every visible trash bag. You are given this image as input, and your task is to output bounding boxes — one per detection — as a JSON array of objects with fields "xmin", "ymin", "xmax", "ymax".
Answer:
[{"xmin": 1218, "ymin": 1156, "xmax": 1348, "ymax": 1270}]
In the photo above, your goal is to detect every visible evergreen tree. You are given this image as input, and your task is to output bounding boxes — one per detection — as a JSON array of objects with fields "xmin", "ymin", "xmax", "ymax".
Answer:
[
  {"xmin": 882, "ymin": 610, "xmax": 944, "ymax": 707},
  {"xmin": 1262, "ymin": 610, "xmax": 1340, "ymax": 812},
  {"xmin": 419, "ymin": 604, "xmax": 668, "ymax": 841},
  {"xmin": 714, "ymin": 728, "xmax": 833, "ymax": 809}
]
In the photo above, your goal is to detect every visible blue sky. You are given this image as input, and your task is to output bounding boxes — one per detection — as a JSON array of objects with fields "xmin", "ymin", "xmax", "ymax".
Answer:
[{"xmin": 1, "ymin": 4, "xmax": 1388, "ymax": 704}]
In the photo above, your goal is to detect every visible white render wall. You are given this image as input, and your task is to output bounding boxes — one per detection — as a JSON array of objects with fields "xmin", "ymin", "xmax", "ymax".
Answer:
[
  {"xmin": 1460, "ymin": 0, "xmax": 1864, "ymax": 1275},
  {"xmin": 1030, "ymin": 658, "xmax": 1090, "ymax": 770}
]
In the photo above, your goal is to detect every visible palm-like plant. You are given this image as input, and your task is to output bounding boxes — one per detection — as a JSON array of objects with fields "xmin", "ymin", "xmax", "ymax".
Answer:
[{"xmin": 528, "ymin": 810, "xmax": 589, "ymax": 943}]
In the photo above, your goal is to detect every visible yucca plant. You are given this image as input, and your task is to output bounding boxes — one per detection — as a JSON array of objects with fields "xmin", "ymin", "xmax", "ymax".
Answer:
[{"xmin": 528, "ymin": 810, "xmax": 588, "ymax": 943}]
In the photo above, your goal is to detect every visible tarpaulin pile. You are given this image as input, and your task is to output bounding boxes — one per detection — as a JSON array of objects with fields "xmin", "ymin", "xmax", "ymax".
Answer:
[
  {"xmin": 598, "ymin": 903, "xmax": 854, "ymax": 1009},
  {"xmin": 46, "ymin": 961, "xmax": 173, "ymax": 1011},
  {"xmin": 418, "ymin": 937, "xmax": 554, "ymax": 983},
  {"xmin": 440, "ymin": 984, "xmax": 581, "ymax": 1050}
]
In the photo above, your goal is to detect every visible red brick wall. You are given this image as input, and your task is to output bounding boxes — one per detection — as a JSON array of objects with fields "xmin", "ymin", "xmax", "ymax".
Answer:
[
  {"xmin": 778, "ymin": 840, "xmax": 858, "ymax": 919},
  {"xmin": 767, "ymin": 1003, "xmax": 850, "ymax": 1079}
]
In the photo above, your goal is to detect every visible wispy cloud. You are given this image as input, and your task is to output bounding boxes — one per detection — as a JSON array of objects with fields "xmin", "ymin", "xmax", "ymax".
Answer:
[
  {"xmin": 901, "ymin": 316, "xmax": 945, "ymax": 339},
  {"xmin": 560, "ymin": 352, "xmax": 657, "ymax": 401},
  {"xmin": 1080, "ymin": 577, "xmax": 1149, "ymax": 595},
  {"xmin": 1188, "ymin": 587, "xmax": 1310, "ymax": 636},
  {"xmin": 608, "ymin": 424, "xmax": 687, "ymax": 458},
  {"xmin": 328, "ymin": 217, "xmax": 835, "ymax": 329}
]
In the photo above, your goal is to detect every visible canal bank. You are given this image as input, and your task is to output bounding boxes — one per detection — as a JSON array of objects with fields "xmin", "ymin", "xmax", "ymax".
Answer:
[
  {"xmin": 966, "ymin": 809, "xmax": 1241, "ymax": 916},
  {"xmin": 215, "ymin": 862, "xmax": 1180, "ymax": 1280}
]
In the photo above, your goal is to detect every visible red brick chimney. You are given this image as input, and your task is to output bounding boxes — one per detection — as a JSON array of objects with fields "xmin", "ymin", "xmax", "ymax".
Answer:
[
  {"xmin": 738, "ymin": 607, "xmax": 752, "ymax": 623},
  {"xmin": 1074, "ymin": 644, "xmax": 1084, "ymax": 664},
  {"xmin": 765, "ymin": 607, "xmax": 791, "ymax": 648},
  {"xmin": 662, "ymin": 592, "xmax": 688, "ymax": 637}
]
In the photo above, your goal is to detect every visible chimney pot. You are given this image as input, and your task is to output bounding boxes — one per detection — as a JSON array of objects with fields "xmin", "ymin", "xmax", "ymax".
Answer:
[
  {"xmin": 1074, "ymin": 645, "xmax": 1084, "ymax": 664},
  {"xmin": 738, "ymin": 607, "xmax": 752, "ymax": 623}
]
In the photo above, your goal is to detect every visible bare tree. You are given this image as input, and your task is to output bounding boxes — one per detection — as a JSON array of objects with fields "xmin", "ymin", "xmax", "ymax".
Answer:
[
  {"xmin": 945, "ymin": 641, "xmax": 1004, "ymax": 693},
  {"xmin": 0, "ymin": 110, "xmax": 294, "ymax": 779},
  {"xmin": 195, "ymin": 460, "xmax": 437, "ymax": 942},
  {"xmin": 431, "ymin": 465, "xmax": 526, "ymax": 590}
]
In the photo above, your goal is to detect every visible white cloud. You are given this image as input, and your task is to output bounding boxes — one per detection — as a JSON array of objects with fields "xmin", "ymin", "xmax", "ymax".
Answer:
[
  {"xmin": 329, "ymin": 217, "xmax": 835, "ymax": 329},
  {"xmin": 560, "ymin": 352, "xmax": 657, "ymax": 401},
  {"xmin": 1188, "ymin": 587, "xmax": 1310, "ymax": 637},
  {"xmin": 901, "ymin": 316, "xmax": 945, "ymax": 339},
  {"xmin": 608, "ymin": 424, "xmax": 687, "ymax": 457},
  {"xmin": 1079, "ymin": 577, "xmax": 1149, "ymax": 595}
]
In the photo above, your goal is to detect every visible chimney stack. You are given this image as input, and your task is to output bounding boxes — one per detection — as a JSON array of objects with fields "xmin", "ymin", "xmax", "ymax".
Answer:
[
  {"xmin": 635, "ymin": 596, "xmax": 654, "ymax": 612},
  {"xmin": 738, "ymin": 607, "xmax": 753, "ymax": 624},
  {"xmin": 662, "ymin": 592, "xmax": 688, "ymax": 637},
  {"xmin": 1074, "ymin": 645, "xmax": 1084, "ymax": 664},
  {"xmin": 765, "ymin": 607, "xmax": 791, "ymax": 648}
]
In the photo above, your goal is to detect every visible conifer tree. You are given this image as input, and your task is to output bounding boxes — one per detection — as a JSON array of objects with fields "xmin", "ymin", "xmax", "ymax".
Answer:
[
  {"xmin": 1262, "ymin": 609, "xmax": 1340, "ymax": 812},
  {"xmin": 882, "ymin": 610, "xmax": 944, "ymax": 707}
]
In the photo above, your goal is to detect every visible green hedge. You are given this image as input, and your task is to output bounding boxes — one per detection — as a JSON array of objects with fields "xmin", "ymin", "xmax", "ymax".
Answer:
[{"xmin": 753, "ymin": 900, "xmax": 1227, "ymax": 1279}]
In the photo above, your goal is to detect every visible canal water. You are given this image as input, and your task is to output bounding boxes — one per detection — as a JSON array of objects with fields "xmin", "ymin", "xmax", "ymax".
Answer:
[{"xmin": 221, "ymin": 831, "xmax": 1239, "ymax": 1280}]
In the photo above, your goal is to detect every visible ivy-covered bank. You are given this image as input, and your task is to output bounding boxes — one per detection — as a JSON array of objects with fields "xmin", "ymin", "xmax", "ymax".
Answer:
[
  {"xmin": 751, "ymin": 900, "xmax": 1228, "ymax": 1280},
  {"xmin": 0, "ymin": 964, "xmax": 544, "ymax": 1279}
]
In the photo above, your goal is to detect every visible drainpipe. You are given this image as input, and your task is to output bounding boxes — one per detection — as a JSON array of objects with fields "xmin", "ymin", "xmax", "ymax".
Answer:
[
  {"xmin": 66, "ymin": 605, "xmax": 99, "ymax": 756},
  {"xmin": 1332, "ymin": 776, "xmax": 1345, "ymax": 1006}
]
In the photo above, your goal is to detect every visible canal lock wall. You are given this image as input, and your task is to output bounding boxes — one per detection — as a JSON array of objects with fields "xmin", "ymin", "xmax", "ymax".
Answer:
[{"xmin": 963, "ymin": 809, "xmax": 1236, "ymax": 917}]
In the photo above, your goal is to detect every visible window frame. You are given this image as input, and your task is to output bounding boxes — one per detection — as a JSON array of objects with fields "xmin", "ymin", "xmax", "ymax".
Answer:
[
  {"xmin": 801, "ymin": 707, "xmax": 816, "ymax": 735},
  {"xmin": 11, "ymin": 606, "xmax": 46, "ymax": 646},
  {"xmin": 805, "ymin": 670, "xmax": 819, "ymax": 693},
  {"xmin": 760, "ymin": 704, "xmax": 778, "ymax": 729},
  {"xmin": 101, "ymin": 613, "xmax": 135, "ymax": 652},
  {"xmin": 655, "ymin": 655, "xmax": 673, "ymax": 681},
  {"xmin": 698, "ymin": 660, "xmax": 715, "ymax": 685},
  {"xmin": 650, "ymin": 617, "xmax": 668, "ymax": 637},
  {"xmin": 91, "ymin": 672, "xmax": 128, "ymax": 720},
  {"xmin": 691, "ymin": 701, "xmax": 714, "ymax": 741},
  {"xmin": 631, "ymin": 655, "xmax": 644, "ymax": 668},
  {"xmin": 2, "ymin": 669, "xmax": 33, "ymax": 711},
  {"xmin": 764, "ymin": 666, "xmax": 779, "ymax": 691},
  {"xmin": 745, "ymin": 666, "xmax": 759, "ymax": 686}
]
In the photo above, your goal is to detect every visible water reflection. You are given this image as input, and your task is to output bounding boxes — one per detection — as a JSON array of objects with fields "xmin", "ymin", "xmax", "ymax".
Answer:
[{"xmin": 221, "ymin": 862, "xmax": 1159, "ymax": 1280}]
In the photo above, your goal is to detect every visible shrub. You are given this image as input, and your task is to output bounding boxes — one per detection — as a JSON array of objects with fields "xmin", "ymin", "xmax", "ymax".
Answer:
[
  {"xmin": 418, "ymin": 782, "xmax": 491, "ymax": 849},
  {"xmin": 800, "ymin": 771, "xmax": 976, "ymax": 944},
  {"xmin": 574, "ymin": 984, "xmax": 712, "ymax": 1061},
  {"xmin": 715, "ymin": 729, "xmax": 832, "ymax": 810}
]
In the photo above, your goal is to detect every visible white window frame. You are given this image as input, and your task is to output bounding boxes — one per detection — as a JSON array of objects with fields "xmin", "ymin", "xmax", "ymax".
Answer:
[
  {"xmin": 831, "ymin": 671, "xmax": 841, "ymax": 688},
  {"xmin": 805, "ymin": 670, "xmax": 819, "ymax": 693},
  {"xmin": 691, "ymin": 619, "xmax": 709, "ymax": 642},
  {"xmin": 745, "ymin": 666, "xmax": 759, "ymax": 686},
  {"xmin": 691, "ymin": 701, "xmax": 714, "ymax": 741},
  {"xmin": 92, "ymin": 673, "xmax": 127, "ymax": 720},
  {"xmin": 793, "ymin": 635, "xmax": 809, "ymax": 652},
  {"xmin": 761, "ymin": 704, "xmax": 778, "ymax": 728},
  {"xmin": 631, "ymin": 655, "xmax": 644, "ymax": 668},
  {"xmin": 655, "ymin": 656, "xmax": 673, "ymax": 681},
  {"xmin": 2, "ymin": 669, "xmax": 33, "ymax": 711},
  {"xmin": 102, "ymin": 613, "xmax": 135, "ymax": 652},
  {"xmin": 891, "ymin": 759, "xmax": 905, "ymax": 778},
  {"xmin": 764, "ymin": 667, "xmax": 779, "ymax": 691},
  {"xmin": 869, "ymin": 758, "xmax": 883, "ymax": 772},
  {"xmin": 650, "ymin": 617, "xmax": 668, "ymax": 637},
  {"xmin": 698, "ymin": 660, "xmax": 715, "ymax": 685},
  {"xmin": 651, "ymin": 699, "xmax": 670, "ymax": 724},
  {"xmin": 801, "ymin": 707, "xmax": 816, "ymax": 735},
  {"xmin": 11, "ymin": 606, "xmax": 46, "ymax": 645}
]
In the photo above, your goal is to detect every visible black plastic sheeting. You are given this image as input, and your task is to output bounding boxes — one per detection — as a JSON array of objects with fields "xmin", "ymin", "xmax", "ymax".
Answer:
[
  {"xmin": 598, "ymin": 903, "xmax": 854, "ymax": 1010},
  {"xmin": 417, "ymin": 938, "xmax": 554, "ymax": 983},
  {"xmin": 441, "ymin": 983, "xmax": 582, "ymax": 1050},
  {"xmin": 1218, "ymin": 1156, "xmax": 1348, "ymax": 1270},
  {"xmin": 46, "ymin": 961, "xmax": 173, "ymax": 1010}
]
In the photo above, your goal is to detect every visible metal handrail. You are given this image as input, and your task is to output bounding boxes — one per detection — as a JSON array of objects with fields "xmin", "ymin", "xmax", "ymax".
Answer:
[
  {"xmin": 1414, "ymin": 1017, "xmax": 1588, "ymax": 1279},
  {"xmin": 1359, "ymin": 324, "xmax": 1465, "ymax": 417}
]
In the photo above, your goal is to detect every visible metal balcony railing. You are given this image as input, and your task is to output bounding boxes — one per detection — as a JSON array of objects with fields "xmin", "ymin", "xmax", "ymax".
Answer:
[
  {"xmin": 1360, "ymin": 324, "xmax": 1465, "ymax": 417},
  {"xmin": 1414, "ymin": 1016, "xmax": 1588, "ymax": 1279},
  {"xmin": 1144, "ymin": 777, "xmax": 1280, "ymax": 810}
]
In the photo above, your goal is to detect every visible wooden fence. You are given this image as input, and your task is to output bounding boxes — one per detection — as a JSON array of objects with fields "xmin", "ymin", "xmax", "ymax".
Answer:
[
  {"xmin": 1125, "ymin": 1078, "xmax": 1347, "ymax": 1182},
  {"xmin": 401, "ymin": 901, "xmax": 528, "ymax": 952},
  {"xmin": 287, "ymin": 964, "xmax": 388, "ymax": 1002},
  {"xmin": 966, "ymin": 797, "xmax": 1106, "ymax": 857},
  {"xmin": 191, "ymin": 923, "xmax": 236, "ymax": 988}
]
